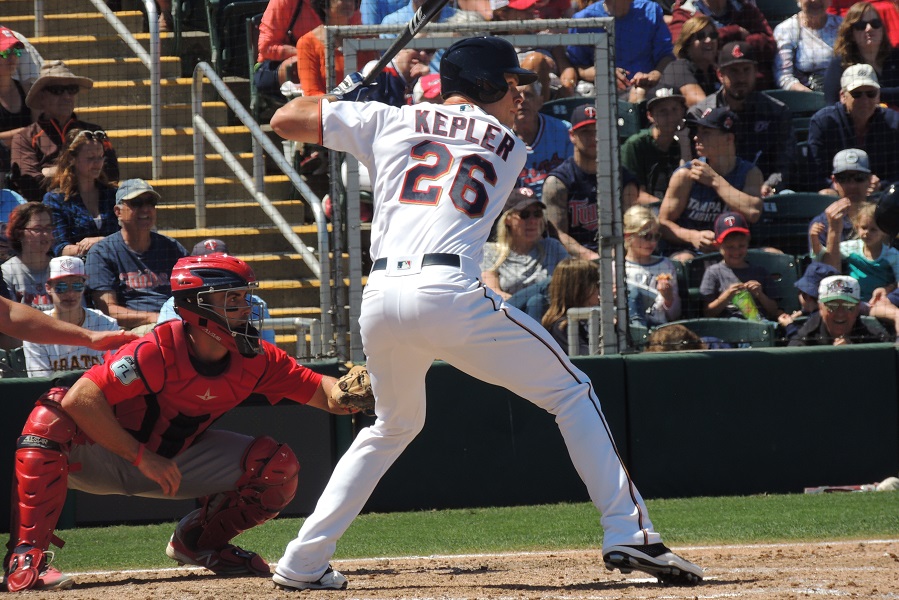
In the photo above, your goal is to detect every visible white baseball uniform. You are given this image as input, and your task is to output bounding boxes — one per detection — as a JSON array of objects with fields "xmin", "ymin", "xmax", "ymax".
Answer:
[{"xmin": 276, "ymin": 100, "xmax": 662, "ymax": 581}]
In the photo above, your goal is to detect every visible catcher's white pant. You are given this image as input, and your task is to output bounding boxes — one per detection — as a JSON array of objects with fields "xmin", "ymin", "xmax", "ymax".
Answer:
[{"xmin": 276, "ymin": 257, "xmax": 661, "ymax": 581}]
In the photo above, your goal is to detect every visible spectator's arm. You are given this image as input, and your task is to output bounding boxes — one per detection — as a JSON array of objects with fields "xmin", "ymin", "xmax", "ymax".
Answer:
[
  {"xmin": 659, "ymin": 168, "xmax": 696, "ymax": 246},
  {"xmin": 717, "ymin": 165, "xmax": 763, "ymax": 223},
  {"xmin": 258, "ymin": 1, "xmax": 302, "ymax": 61},
  {"xmin": 481, "ymin": 270, "xmax": 510, "ymax": 300},
  {"xmin": 542, "ymin": 175, "xmax": 599, "ymax": 260},
  {"xmin": 0, "ymin": 296, "xmax": 134, "ymax": 350},
  {"xmin": 774, "ymin": 20, "xmax": 803, "ymax": 91},
  {"xmin": 91, "ymin": 290, "xmax": 158, "ymax": 330},
  {"xmin": 10, "ymin": 129, "xmax": 45, "ymax": 201},
  {"xmin": 296, "ymin": 29, "xmax": 327, "ymax": 97},
  {"xmin": 679, "ymin": 83, "xmax": 708, "ymax": 107},
  {"xmin": 819, "ymin": 199, "xmax": 848, "ymax": 271}
]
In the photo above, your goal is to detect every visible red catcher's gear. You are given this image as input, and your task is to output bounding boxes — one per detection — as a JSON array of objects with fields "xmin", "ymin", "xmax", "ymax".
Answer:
[{"xmin": 5, "ymin": 388, "xmax": 77, "ymax": 592}]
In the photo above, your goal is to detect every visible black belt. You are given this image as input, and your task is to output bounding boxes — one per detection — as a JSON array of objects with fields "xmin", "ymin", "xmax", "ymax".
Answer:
[{"xmin": 371, "ymin": 253, "xmax": 461, "ymax": 272}]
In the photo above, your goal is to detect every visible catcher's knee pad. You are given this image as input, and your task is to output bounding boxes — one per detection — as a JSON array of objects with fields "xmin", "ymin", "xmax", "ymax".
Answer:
[
  {"xmin": 8, "ymin": 388, "xmax": 77, "ymax": 556},
  {"xmin": 194, "ymin": 436, "xmax": 299, "ymax": 550}
]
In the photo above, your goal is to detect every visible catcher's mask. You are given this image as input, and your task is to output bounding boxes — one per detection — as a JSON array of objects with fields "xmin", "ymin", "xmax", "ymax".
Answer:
[{"xmin": 170, "ymin": 254, "xmax": 264, "ymax": 357}]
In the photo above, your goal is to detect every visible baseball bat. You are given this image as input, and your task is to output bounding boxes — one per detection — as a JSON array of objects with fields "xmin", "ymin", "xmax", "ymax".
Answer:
[{"xmin": 359, "ymin": 0, "xmax": 450, "ymax": 86}]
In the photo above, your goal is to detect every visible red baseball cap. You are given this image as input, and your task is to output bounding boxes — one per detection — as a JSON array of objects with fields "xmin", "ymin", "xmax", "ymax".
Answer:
[
  {"xmin": 0, "ymin": 27, "xmax": 25, "ymax": 53},
  {"xmin": 508, "ymin": 0, "xmax": 539, "ymax": 9}
]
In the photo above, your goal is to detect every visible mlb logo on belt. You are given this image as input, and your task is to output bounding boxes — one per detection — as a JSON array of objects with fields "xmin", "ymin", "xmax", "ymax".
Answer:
[{"xmin": 396, "ymin": 260, "xmax": 412, "ymax": 270}]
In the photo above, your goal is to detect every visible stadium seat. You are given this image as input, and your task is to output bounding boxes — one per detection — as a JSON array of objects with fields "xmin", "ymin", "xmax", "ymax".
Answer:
[
  {"xmin": 752, "ymin": 192, "xmax": 836, "ymax": 256},
  {"xmin": 627, "ymin": 321, "xmax": 649, "ymax": 351},
  {"xmin": 0, "ymin": 347, "xmax": 27, "ymax": 377},
  {"xmin": 616, "ymin": 99, "xmax": 646, "ymax": 144},
  {"xmin": 762, "ymin": 90, "xmax": 826, "ymax": 118},
  {"xmin": 652, "ymin": 318, "xmax": 776, "ymax": 348},
  {"xmin": 206, "ymin": 0, "xmax": 269, "ymax": 77},
  {"xmin": 754, "ymin": 0, "xmax": 799, "ymax": 28},
  {"xmin": 539, "ymin": 97, "xmax": 590, "ymax": 122}
]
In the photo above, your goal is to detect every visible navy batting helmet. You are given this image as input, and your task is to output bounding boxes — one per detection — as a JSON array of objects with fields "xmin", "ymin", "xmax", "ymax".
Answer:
[{"xmin": 440, "ymin": 36, "xmax": 537, "ymax": 104}]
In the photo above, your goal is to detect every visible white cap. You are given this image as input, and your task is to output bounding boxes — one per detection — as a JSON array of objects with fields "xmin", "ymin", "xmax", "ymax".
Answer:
[
  {"xmin": 841, "ymin": 64, "xmax": 880, "ymax": 92},
  {"xmin": 48, "ymin": 256, "xmax": 86, "ymax": 281},
  {"xmin": 818, "ymin": 275, "xmax": 861, "ymax": 304}
]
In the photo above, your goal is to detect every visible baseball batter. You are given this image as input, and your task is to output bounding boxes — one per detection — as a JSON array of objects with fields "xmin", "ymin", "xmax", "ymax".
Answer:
[{"xmin": 270, "ymin": 36, "xmax": 703, "ymax": 590}]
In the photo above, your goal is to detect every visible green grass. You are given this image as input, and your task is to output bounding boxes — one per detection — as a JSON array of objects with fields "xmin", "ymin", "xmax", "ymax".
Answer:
[{"xmin": 51, "ymin": 493, "xmax": 899, "ymax": 572}]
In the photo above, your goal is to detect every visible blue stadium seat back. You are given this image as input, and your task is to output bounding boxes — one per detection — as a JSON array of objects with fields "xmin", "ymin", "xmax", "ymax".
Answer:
[
  {"xmin": 754, "ymin": 0, "xmax": 800, "ymax": 28},
  {"xmin": 616, "ymin": 99, "xmax": 647, "ymax": 143},
  {"xmin": 539, "ymin": 97, "xmax": 592, "ymax": 122},
  {"xmin": 657, "ymin": 318, "xmax": 776, "ymax": 348},
  {"xmin": 762, "ymin": 89, "xmax": 826, "ymax": 117},
  {"xmin": 752, "ymin": 192, "xmax": 835, "ymax": 255}
]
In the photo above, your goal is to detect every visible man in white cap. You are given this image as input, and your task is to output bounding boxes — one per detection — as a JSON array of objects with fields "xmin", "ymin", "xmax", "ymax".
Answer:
[
  {"xmin": 807, "ymin": 64, "xmax": 899, "ymax": 190},
  {"xmin": 22, "ymin": 256, "xmax": 120, "ymax": 377},
  {"xmin": 788, "ymin": 275, "xmax": 893, "ymax": 345},
  {"xmin": 9, "ymin": 60, "xmax": 119, "ymax": 202},
  {"xmin": 808, "ymin": 148, "xmax": 875, "ymax": 253}
]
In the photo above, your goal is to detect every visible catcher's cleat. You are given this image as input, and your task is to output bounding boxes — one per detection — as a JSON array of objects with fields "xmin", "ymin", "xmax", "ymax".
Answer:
[
  {"xmin": 166, "ymin": 531, "xmax": 270, "ymax": 577},
  {"xmin": 272, "ymin": 566, "xmax": 348, "ymax": 590},
  {"xmin": 4, "ymin": 546, "xmax": 74, "ymax": 592},
  {"xmin": 603, "ymin": 543, "xmax": 703, "ymax": 586}
]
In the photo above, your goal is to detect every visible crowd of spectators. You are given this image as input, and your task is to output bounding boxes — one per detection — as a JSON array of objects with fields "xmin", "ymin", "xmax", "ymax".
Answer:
[{"xmin": 7, "ymin": 0, "xmax": 899, "ymax": 374}]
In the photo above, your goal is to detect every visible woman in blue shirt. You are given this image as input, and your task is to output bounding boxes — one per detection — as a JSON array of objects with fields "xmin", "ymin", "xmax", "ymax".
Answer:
[{"xmin": 42, "ymin": 128, "xmax": 119, "ymax": 257}]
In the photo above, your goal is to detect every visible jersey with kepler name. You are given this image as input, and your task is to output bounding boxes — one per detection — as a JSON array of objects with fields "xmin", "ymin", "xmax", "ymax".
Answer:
[{"xmin": 321, "ymin": 100, "xmax": 527, "ymax": 264}]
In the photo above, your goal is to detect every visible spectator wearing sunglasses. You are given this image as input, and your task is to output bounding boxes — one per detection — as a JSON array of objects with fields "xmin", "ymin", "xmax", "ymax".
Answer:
[
  {"xmin": 623, "ymin": 205, "xmax": 681, "ymax": 326},
  {"xmin": 808, "ymin": 149, "xmax": 876, "ymax": 252},
  {"xmin": 9, "ymin": 61, "xmax": 119, "ymax": 202},
  {"xmin": 773, "ymin": 0, "xmax": 842, "ymax": 93},
  {"xmin": 807, "ymin": 64, "xmax": 899, "ymax": 189},
  {"xmin": 42, "ymin": 129, "xmax": 120, "ymax": 257},
  {"xmin": 22, "ymin": 255, "xmax": 119, "ymax": 377},
  {"xmin": 823, "ymin": 2, "xmax": 899, "ymax": 106},
  {"xmin": 1, "ymin": 202, "xmax": 54, "ymax": 312},
  {"xmin": 84, "ymin": 179, "xmax": 188, "ymax": 334},
  {"xmin": 788, "ymin": 274, "xmax": 894, "ymax": 344},
  {"xmin": 481, "ymin": 187, "xmax": 569, "ymax": 303},
  {"xmin": 0, "ymin": 27, "xmax": 32, "ymax": 181},
  {"xmin": 660, "ymin": 15, "xmax": 721, "ymax": 107}
]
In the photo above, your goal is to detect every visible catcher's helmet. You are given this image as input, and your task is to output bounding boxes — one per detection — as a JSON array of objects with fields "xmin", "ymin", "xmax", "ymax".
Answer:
[
  {"xmin": 876, "ymin": 184, "xmax": 899, "ymax": 240},
  {"xmin": 171, "ymin": 254, "xmax": 263, "ymax": 357},
  {"xmin": 440, "ymin": 36, "xmax": 537, "ymax": 104}
]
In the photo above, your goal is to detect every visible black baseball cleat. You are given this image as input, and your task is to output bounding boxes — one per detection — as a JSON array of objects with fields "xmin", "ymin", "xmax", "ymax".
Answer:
[{"xmin": 603, "ymin": 543, "xmax": 703, "ymax": 585}]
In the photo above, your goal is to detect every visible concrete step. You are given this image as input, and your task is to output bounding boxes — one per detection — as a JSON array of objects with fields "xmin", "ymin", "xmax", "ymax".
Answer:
[
  {"xmin": 157, "ymin": 198, "xmax": 306, "ymax": 230},
  {"xmin": 29, "ymin": 32, "xmax": 212, "ymax": 65},
  {"xmin": 3, "ymin": 0, "xmax": 112, "ymax": 17},
  {"xmin": 5, "ymin": 11, "xmax": 145, "ymax": 38},
  {"xmin": 87, "ymin": 77, "xmax": 242, "ymax": 106},
  {"xmin": 118, "ymin": 152, "xmax": 256, "ymax": 179},
  {"xmin": 106, "ymin": 125, "xmax": 256, "ymax": 159},
  {"xmin": 158, "ymin": 224, "xmax": 321, "ymax": 255},
  {"xmin": 66, "ymin": 56, "xmax": 182, "ymax": 81},
  {"xmin": 78, "ymin": 101, "xmax": 229, "ymax": 130},
  {"xmin": 147, "ymin": 175, "xmax": 294, "ymax": 203}
]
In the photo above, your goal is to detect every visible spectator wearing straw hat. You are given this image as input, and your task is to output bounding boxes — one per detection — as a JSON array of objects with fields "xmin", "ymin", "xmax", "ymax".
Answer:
[{"xmin": 9, "ymin": 60, "xmax": 119, "ymax": 202}]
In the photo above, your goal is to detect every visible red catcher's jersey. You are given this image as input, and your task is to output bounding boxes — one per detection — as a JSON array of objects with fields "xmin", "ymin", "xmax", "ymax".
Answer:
[{"xmin": 82, "ymin": 321, "xmax": 323, "ymax": 458}]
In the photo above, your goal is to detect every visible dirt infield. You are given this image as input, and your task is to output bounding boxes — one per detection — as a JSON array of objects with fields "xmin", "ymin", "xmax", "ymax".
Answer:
[{"xmin": 19, "ymin": 538, "xmax": 899, "ymax": 599}]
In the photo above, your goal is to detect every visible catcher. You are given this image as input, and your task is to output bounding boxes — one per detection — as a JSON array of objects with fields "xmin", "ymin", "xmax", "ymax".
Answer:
[{"xmin": 4, "ymin": 253, "xmax": 372, "ymax": 592}]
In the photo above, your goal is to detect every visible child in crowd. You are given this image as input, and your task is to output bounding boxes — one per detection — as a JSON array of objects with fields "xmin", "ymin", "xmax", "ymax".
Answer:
[
  {"xmin": 818, "ymin": 201, "xmax": 899, "ymax": 303},
  {"xmin": 643, "ymin": 323, "xmax": 706, "ymax": 353},
  {"xmin": 622, "ymin": 205, "xmax": 680, "ymax": 326},
  {"xmin": 779, "ymin": 261, "xmax": 840, "ymax": 341},
  {"xmin": 540, "ymin": 258, "xmax": 599, "ymax": 355},
  {"xmin": 700, "ymin": 211, "xmax": 784, "ymax": 321}
]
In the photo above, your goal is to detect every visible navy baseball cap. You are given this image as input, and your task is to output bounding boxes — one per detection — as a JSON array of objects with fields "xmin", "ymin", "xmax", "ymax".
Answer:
[
  {"xmin": 714, "ymin": 211, "xmax": 750, "ymax": 243},
  {"xmin": 570, "ymin": 104, "xmax": 597, "ymax": 131},
  {"xmin": 795, "ymin": 262, "xmax": 839, "ymax": 298},
  {"xmin": 689, "ymin": 107, "xmax": 738, "ymax": 133}
]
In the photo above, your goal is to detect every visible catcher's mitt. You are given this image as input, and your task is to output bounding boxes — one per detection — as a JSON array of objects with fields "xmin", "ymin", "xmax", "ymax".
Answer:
[{"xmin": 331, "ymin": 364, "xmax": 375, "ymax": 415}]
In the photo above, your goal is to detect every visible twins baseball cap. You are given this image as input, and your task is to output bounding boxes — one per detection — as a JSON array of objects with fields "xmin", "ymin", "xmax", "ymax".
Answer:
[
  {"xmin": 690, "ymin": 106, "xmax": 738, "ymax": 133},
  {"xmin": 714, "ymin": 211, "xmax": 750, "ymax": 243},
  {"xmin": 647, "ymin": 87, "xmax": 686, "ymax": 111},
  {"xmin": 570, "ymin": 104, "xmax": 597, "ymax": 131},
  {"xmin": 116, "ymin": 178, "xmax": 160, "ymax": 205},
  {"xmin": 0, "ymin": 27, "xmax": 24, "ymax": 53},
  {"xmin": 718, "ymin": 41, "xmax": 756, "ymax": 68},
  {"xmin": 504, "ymin": 186, "xmax": 545, "ymax": 213},
  {"xmin": 818, "ymin": 275, "xmax": 861, "ymax": 304},
  {"xmin": 795, "ymin": 262, "xmax": 839, "ymax": 298},
  {"xmin": 192, "ymin": 238, "xmax": 229, "ymax": 256},
  {"xmin": 841, "ymin": 63, "xmax": 880, "ymax": 92},
  {"xmin": 832, "ymin": 148, "xmax": 871, "ymax": 174},
  {"xmin": 48, "ymin": 256, "xmax": 87, "ymax": 282}
]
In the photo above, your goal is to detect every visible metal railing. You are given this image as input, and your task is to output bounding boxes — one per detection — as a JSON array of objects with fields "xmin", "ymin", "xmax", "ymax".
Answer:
[
  {"xmin": 334, "ymin": 20, "xmax": 623, "ymax": 357},
  {"xmin": 84, "ymin": 0, "xmax": 163, "ymax": 179},
  {"xmin": 265, "ymin": 317, "xmax": 324, "ymax": 359},
  {"xmin": 191, "ymin": 61, "xmax": 334, "ymax": 352}
]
